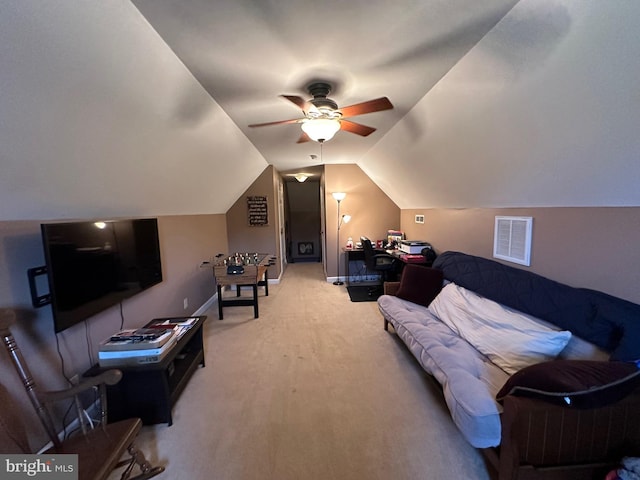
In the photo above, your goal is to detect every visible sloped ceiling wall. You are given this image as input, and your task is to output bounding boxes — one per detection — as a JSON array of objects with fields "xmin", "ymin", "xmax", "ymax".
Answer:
[
  {"xmin": 362, "ymin": 0, "xmax": 640, "ymax": 209},
  {"xmin": 1, "ymin": 1, "xmax": 639, "ymax": 222},
  {"xmin": 0, "ymin": 1, "xmax": 267, "ymax": 221}
]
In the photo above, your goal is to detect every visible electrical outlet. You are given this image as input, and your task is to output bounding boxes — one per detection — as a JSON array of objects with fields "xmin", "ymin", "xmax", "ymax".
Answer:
[{"xmin": 183, "ymin": 297, "xmax": 189, "ymax": 310}]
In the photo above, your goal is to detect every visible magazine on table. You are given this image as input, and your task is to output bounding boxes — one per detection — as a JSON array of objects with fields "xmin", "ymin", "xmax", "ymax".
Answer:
[
  {"xmin": 146, "ymin": 317, "xmax": 199, "ymax": 339},
  {"xmin": 100, "ymin": 328, "xmax": 176, "ymax": 352}
]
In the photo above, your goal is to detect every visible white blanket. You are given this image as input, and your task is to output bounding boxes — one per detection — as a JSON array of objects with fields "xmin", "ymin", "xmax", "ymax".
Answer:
[{"xmin": 428, "ymin": 283, "xmax": 572, "ymax": 375}]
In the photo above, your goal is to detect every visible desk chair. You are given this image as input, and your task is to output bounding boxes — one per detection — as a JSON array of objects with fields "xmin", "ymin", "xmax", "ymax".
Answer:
[
  {"xmin": 361, "ymin": 237, "xmax": 398, "ymax": 296},
  {"xmin": 421, "ymin": 246, "xmax": 437, "ymax": 266},
  {"xmin": 0, "ymin": 308, "xmax": 164, "ymax": 480}
]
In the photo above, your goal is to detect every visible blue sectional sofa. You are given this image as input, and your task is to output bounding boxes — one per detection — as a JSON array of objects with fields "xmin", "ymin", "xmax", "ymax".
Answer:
[{"xmin": 378, "ymin": 251, "xmax": 640, "ymax": 480}]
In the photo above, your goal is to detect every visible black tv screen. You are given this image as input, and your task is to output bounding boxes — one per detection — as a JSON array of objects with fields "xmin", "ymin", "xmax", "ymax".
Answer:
[{"xmin": 41, "ymin": 218, "xmax": 163, "ymax": 333}]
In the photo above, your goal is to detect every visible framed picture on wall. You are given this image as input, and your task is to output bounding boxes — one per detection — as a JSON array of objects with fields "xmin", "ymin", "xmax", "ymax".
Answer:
[
  {"xmin": 247, "ymin": 196, "xmax": 268, "ymax": 226},
  {"xmin": 298, "ymin": 242, "xmax": 314, "ymax": 255}
]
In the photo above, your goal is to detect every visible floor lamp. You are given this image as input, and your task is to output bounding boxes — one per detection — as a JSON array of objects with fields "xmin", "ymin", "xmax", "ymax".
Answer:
[{"xmin": 332, "ymin": 192, "xmax": 351, "ymax": 285}]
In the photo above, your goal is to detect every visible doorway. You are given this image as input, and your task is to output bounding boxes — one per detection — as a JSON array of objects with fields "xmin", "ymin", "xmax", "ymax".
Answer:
[{"xmin": 284, "ymin": 179, "xmax": 322, "ymax": 264}]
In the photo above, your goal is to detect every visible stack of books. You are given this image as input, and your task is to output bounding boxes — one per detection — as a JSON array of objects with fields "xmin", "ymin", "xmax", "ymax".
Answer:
[
  {"xmin": 145, "ymin": 317, "xmax": 198, "ymax": 340},
  {"xmin": 98, "ymin": 327, "xmax": 177, "ymax": 367}
]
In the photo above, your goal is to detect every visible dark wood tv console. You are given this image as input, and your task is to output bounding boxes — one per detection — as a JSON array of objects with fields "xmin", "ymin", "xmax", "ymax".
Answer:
[{"xmin": 85, "ymin": 315, "xmax": 206, "ymax": 426}]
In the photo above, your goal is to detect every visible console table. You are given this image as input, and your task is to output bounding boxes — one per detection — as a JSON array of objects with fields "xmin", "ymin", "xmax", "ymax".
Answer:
[{"xmin": 84, "ymin": 315, "xmax": 206, "ymax": 426}]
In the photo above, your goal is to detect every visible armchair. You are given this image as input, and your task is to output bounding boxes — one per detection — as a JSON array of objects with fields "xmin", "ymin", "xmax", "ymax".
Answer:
[
  {"xmin": 0, "ymin": 308, "xmax": 164, "ymax": 480},
  {"xmin": 360, "ymin": 237, "xmax": 398, "ymax": 295}
]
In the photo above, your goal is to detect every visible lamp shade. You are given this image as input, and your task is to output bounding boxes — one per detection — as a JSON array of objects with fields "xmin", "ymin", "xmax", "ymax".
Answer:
[
  {"xmin": 338, "ymin": 213, "xmax": 351, "ymax": 229},
  {"xmin": 332, "ymin": 192, "xmax": 346, "ymax": 202},
  {"xmin": 301, "ymin": 118, "xmax": 341, "ymax": 142}
]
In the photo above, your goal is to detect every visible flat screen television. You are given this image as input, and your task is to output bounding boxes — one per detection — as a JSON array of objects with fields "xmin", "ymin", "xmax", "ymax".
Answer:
[{"xmin": 41, "ymin": 218, "xmax": 163, "ymax": 333}]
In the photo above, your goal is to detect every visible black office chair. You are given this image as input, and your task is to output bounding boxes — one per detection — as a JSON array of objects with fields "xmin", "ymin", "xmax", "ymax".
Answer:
[{"xmin": 361, "ymin": 237, "xmax": 398, "ymax": 296}]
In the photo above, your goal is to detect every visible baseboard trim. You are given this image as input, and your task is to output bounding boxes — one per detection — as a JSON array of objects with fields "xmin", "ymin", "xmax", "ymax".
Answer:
[{"xmin": 192, "ymin": 292, "xmax": 218, "ymax": 316}]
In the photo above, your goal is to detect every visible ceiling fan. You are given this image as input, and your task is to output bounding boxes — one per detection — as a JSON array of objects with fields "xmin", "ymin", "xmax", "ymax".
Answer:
[{"xmin": 248, "ymin": 82, "xmax": 393, "ymax": 143}]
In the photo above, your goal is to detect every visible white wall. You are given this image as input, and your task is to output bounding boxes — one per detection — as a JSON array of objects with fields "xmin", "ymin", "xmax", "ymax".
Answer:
[
  {"xmin": 363, "ymin": 0, "xmax": 640, "ymax": 209},
  {"xmin": 0, "ymin": 0, "xmax": 267, "ymax": 221}
]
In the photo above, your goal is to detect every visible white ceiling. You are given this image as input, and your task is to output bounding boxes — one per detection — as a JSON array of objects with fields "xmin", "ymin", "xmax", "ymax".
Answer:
[
  {"xmin": 132, "ymin": 0, "xmax": 519, "ymax": 172},
  {"xmin": 1, "ymin": 1, "xmax": 638, "ymax": 221}
]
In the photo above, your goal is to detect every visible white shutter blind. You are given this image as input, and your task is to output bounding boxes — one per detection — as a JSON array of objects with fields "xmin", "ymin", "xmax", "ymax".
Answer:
[{"xmin": 493, "ymin": 216, "xmax": 532, "ymax": 266}]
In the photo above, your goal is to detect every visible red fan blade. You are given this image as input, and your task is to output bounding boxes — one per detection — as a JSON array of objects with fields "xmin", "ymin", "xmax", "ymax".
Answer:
[
  {"xmin": 248, "ymin": 118, "xmax": 304, "ymax": 128},
  {"xmin": 280, "ymin": 95, "xmax": 308, "ymax": 111},
  {"xmin": 339, "ymin": 97, "xmax": 393, "ymax": 118},
  {"xmin": 340, "ymin": 119, "xmax": 376, "ymax": 137},
  {"xmin": 296, "ymin": 132, "xmax": 310, "ymax": 143}
]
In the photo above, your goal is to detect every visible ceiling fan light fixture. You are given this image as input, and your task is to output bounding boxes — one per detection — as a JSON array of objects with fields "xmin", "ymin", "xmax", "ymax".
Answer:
[{"xmin": 301, "ymin": 118, "xmax": 341, "ymax": 143}]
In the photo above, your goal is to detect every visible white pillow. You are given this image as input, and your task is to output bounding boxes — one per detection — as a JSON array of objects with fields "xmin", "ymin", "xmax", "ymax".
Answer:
[{"xmin": 428, "ymin": 283, "xmax": 572, "ymax": 375}]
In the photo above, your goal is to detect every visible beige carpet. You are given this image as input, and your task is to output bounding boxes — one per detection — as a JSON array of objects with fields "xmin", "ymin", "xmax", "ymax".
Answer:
[{"xmin": 116, "ymin": 263, "xmax": 491, "ymax": 480}]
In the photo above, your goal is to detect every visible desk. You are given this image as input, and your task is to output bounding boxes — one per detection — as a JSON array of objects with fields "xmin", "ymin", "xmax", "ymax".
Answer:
[
  {"xmin": 210, "ymin": 254, "xmax": 273, "ymax": 319},
  {"xmin": 343, "ymin": 248, "xmax": 430, "ymax": 286}
]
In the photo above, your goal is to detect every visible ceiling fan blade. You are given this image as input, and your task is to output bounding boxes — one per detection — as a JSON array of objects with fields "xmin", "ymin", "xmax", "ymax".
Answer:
[
  {"xmin": 248, "ymin": 118, "xmax": 304, "ymax": 128},
  {"xmin": 296, "ymin": 132, "xmax": 310, "ymax": 143},
  {"xmin": 339, "ymin": 97, "xmax": 393, "ymax": 118},
  {"xmin": 280, "ymin": 95, "xmax": 308, "ymax": 111},
  {"xmin": 340, "ymin": 120, "xmax": 376, "ymax": 137}
]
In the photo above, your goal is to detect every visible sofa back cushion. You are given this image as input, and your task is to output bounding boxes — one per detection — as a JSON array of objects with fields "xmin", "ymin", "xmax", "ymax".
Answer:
[{"xmin": 581, "ymin": 288, "xmax": 640, "ymax": 362}]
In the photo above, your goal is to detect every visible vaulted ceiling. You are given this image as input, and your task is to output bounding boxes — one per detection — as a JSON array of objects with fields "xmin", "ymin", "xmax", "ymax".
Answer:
[
  {"xmin": 1, "ymin": 1, "xmax": 638, "ymax": 221},
  {"xmin": 131, "ymin": 0, "xmax": 519, "ymax": 172}
]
